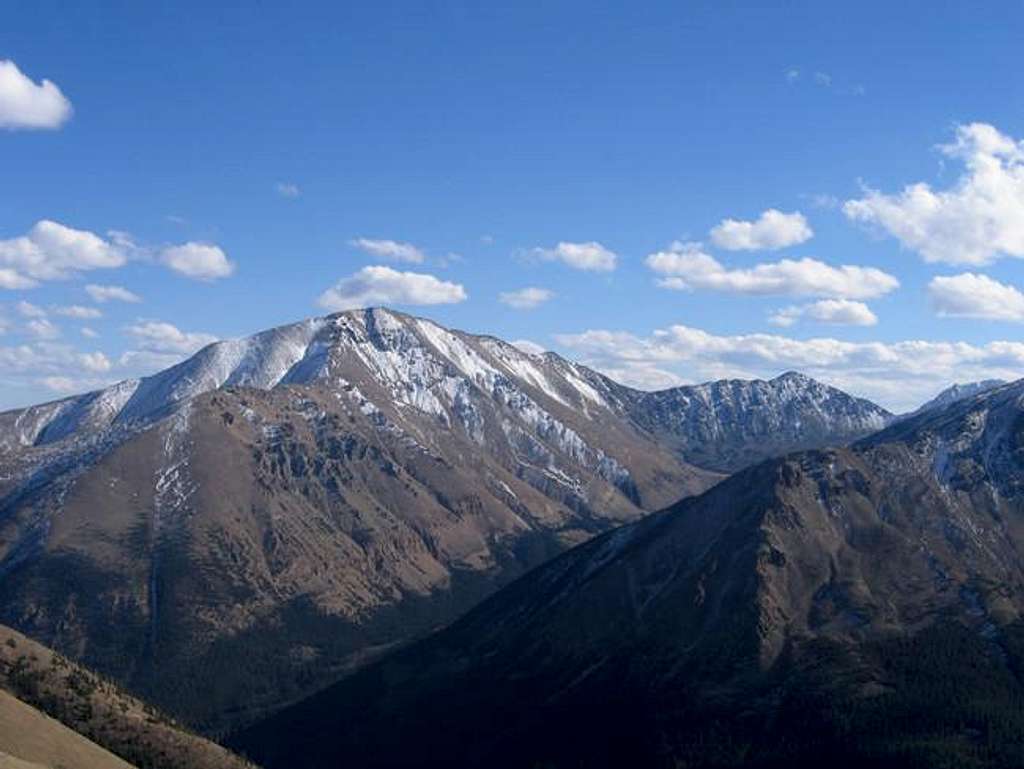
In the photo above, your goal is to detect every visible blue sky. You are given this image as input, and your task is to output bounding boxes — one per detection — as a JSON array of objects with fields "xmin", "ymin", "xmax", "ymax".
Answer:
[{"xmin": 2, "ymin": 1, "xmax": 1024, "ymax": 411}]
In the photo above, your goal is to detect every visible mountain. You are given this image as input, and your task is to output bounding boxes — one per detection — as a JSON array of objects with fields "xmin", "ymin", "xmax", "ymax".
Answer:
[
  {"xmin": 912, "ymin": 379, "xmax": 1007, "ymax": 415},
  {"xmin": 0, "ymin": 308, "xmax": 889, "ymax": 731},
  {"xmin": 234, "ymin": 378, "xmax": 1024, "ymax": 769},
  {"xmin": 625, "ymin": 370, "xmax": 892, "ymax": 472},
  {"xmin": 0, "ymin": 625, "xmax": 252, "ymax": 769}
]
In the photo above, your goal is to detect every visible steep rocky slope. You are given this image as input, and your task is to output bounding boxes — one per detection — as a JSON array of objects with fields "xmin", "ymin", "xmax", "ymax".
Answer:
[
  {"xmin": 0, "ymin": 308, "xmax": 890, "ymax": 731},
  {"xmin": 0, "ymin": 625, "xmax": 252, "ymax": 769},
  {"xmin": 235, "ymin": 378, "xmax": 1024, "ymax": 769}
]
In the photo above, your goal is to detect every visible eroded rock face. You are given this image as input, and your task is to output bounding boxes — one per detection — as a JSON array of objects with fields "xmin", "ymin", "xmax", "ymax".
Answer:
[
  {"xmin": 234, "ymin": 381, "xmax": 1024, "ymax": 769},
  {"xmin": 0, "ymin": 308, "xmax": 890, "ymax": 731}
]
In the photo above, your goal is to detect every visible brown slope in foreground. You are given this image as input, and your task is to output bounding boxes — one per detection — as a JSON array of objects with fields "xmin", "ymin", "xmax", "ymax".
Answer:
[
  {"xmin": 0, "ymin": 689, "xmax": 135, "ymax": 769},
  {"xmin": 0, "ymin": 625, "xmax": 254, "ymax": 769},
  {"xmin": 234, "ymin": 379, "xmax": 1024, "ymax": 769}
]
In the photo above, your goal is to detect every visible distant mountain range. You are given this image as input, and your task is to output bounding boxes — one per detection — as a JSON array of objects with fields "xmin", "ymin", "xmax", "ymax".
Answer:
[
  {"xmin": 234, "ymin": 377, "xmax": 1024, "ymax": 769},
  {"xmin": 0, "ymin": 308, "xmax": 900, "ymax": 731}
]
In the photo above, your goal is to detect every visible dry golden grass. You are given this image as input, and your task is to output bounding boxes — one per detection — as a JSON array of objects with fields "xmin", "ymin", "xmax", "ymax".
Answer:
[{"xmin": 0, "ymin": 689, "xmax": 134, "ymax": 769}]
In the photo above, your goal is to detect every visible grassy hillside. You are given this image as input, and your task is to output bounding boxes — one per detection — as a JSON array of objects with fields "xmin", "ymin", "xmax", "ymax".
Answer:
[
  {"xmin": 0, "ymin": 688, "xmax": 135, "ymax": 769},
  {"xmin": 0, "ymin": 625, "xmax": 254, "ymax": 769}
]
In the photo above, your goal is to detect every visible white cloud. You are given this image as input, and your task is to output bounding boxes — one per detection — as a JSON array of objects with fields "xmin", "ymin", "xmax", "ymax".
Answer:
[
  {"xmin": 537, "ymin": 241, "xmax": 617, "ymax": 271},
  {"xmin": 709, "ymin": 209, "xmax": 813, "ymax": 251},
  {"xmin": 499, "ymin": 287, "xmax": 554, "ymax": 310},
  {"xmin": 79, "ymin": 351, "xmax": 112, "ymax": 372},
  {"xmin": 928, "ymin": 272, "xmax": 1024, "ymax": 321},
  {"xmin": 769, "ymin": 299, "xmax": 878, "ymax": 327},
  {"xmin": 844, "ymin": 123, "xmax": 1024, "ymax": 265},
  {"xmin": 80, "ymin": 327, "xmax": 99, "ymax": 339},
  {"xmin": 86, "ymin": 284, "xmax": 141, "ymax": 303},
  {"xmin": 350, "ymin": 238, "xmax": 425, "ymax": 264},
  {"xmin": 317, "ymin": 265, "xmax": 467, "ymax": 311},
  {"xmin": 0, "ymin": 342, "xmax": 115, "ymax": 397},
  {"xmin": 40, "ymin": 376, "xmax": 76, "ymax": 393},
  {"xmin": 124, "ymin": 320, "xmax": 218, "ymax": 354},
  {"xmin": 645, "ymin": 242, "xmax": 898, "ymax": 299},
  {"xmin": 0, "ymin": 269, "xmax": 35, "ymax": 290},
  {"xmin": 25, "ymin": 318, "xmax": 60, "ymax": 339},
  {"xmin": 0, "ymin": 59, "xmax": 73, "ymax": 130},
  {"xmin": 55, "ymin": 304, "xmax": 103, "ymax": 319},
  {"xmin": 16, "ymin": 301, "xmax": 47, "ymax": 318},
  {"xmin": 511, "ymin": 339, "xmax": 546, "ymax": 356},
  {"xmin": 554, "ymin": 323, "xmax": 1024, "ymax": 412},
  {"xmin": 276, "ymin": 181, "xmax": 301, "ymax": 198},
  {"xmin": 814, "ymin": 72, "xmax": 832, "ymax": 87},
  {"xmin": 0, "ymin": 221, "xmax": 127, "ymax": 288},
  {"xmin": 160, "ymin": 243, "xmax": 235, "ymax": 280},
  {"xmin": 785, "ymin": 69, "xmax": 800, "ymax": 83}
]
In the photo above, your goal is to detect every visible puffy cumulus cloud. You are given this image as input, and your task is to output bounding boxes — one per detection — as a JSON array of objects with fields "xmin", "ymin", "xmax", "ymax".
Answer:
[
  {"xmin": 0, "ymin": 341, "xmax": 118, "ymax": 397},
  {"xmin": 646, "ymin": 242, "xmax": 898, "ymax": 299},
  {"xmin": 0, "ymin": 59, "xmax": 72, "ymax": 130},
  {"xmin": 768, "ymin": 299, "xmax": 878, "ymax": 327},
  {"xmin": 350, "ymin": 238, "xmax": 425, "ymax": 264},
  {"xmin": 499, "ymin": 287, "xmax": 554, "ymax": 310},
  {"xmin": 709, "ymin": 209, "xmax": 813, "ymax": 251},
  {"xmin": 317, "ymin": 265, "xmax": 467, "ymax": 311},
  {"xmin": 79, "ymin": 351, "xmax": 112, "ymax": 372},
  {"xmin": 55, "ymin": 305, "xmax": 103, "ymax": 319},
  {"xmin": 25, "ymin": 318, "xmax": 60, "ymax": 340},
  {"xmin": 553, "ymin": 323, "xmax": 1024, "ymax": 412},
  {"xmin": 928, "ymin": 272, "xmax": 1024, "ymax": 321},
  {"xmin": 537, "ymin": 241, "xmax": 617, "ymax": 271},
  {"xmin": 124, "ymin": 320, "xmax": 218, "ymax": 354},
  {"xmin": 39, "ymin": 376, "xmax": 77, "ymax": 393},
  {"xmin": 844, "ymin": 123, "xmax": 1024, "ymax": 265},
  {"xmin": 85, "ymin": 284, "xmax": 141, "ymax": 303},
  {"xmin": 160, "ymin": 243, "xmax": 235, "ymax": 281},
  {"xmin": 511, "ymin": 339, "xmax": 547, "ymax": 356},
  {"xmin": 0, "ymin": 268, "xmax": 35, "ymax": 290},
  {"xmin": 16, "ymin": 301, "xmax": 47, "ymax": 318},
  {"xmin": 0, "ymin": 221, "xmax": 127, "ymax": 288}
]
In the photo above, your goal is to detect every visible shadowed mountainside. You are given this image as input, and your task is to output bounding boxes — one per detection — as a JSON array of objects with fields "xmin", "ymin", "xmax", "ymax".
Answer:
[{"xmin": 235, "ymin": 379, "xmax": 1024, "ymax": 769}]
